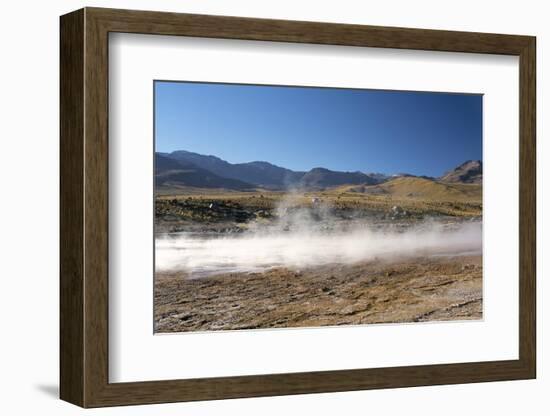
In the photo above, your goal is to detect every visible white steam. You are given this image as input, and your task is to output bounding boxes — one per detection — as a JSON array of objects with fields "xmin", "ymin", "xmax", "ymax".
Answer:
[{"xmin": 155, "ymin": 221, "xmax": 482, "ymax": 277}]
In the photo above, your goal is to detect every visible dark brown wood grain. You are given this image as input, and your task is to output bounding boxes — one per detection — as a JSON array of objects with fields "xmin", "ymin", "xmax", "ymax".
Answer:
[
  {"xmin": 518, "ymin": 38, "xmax": 537, "ymax": 375},
  {"xmin": 60, "ymin": 7, "xmax": 537, "ymax": 408},
  {"xmin": 59, "ymin": 8, "xmax": 85, "ymax": 406}
]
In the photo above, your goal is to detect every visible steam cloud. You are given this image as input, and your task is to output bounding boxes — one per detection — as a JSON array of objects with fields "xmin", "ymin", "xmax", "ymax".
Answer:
[{"xmin": 155, "ymin": 217, "xmax": 482, "ymax": 277}]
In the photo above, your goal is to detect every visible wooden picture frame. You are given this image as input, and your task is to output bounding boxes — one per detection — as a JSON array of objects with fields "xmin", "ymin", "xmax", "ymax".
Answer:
[{"xmin": 60, "ymin": 7, "xmax": 536, "ymax": 408}]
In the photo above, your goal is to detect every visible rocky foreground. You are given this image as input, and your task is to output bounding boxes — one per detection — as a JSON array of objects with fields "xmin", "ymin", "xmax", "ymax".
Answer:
[{"xmin": 154, "ymin": 255, "xmax": 482, "ymax": 333}]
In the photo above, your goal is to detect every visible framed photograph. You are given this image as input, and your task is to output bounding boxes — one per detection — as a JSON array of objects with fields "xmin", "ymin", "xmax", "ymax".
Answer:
[{"xmin": 60, "ymin": 7, "xmax": 536, "ymax": 408}]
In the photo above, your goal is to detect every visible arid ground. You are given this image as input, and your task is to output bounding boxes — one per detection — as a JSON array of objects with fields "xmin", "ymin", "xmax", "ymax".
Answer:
[
  {"xmin": 154, "ymin": 177, "xmax": 483, "ymax": 333},
  {"xmin": 155, "ymin": 255, "xmax": 481, "ymax": 332}
]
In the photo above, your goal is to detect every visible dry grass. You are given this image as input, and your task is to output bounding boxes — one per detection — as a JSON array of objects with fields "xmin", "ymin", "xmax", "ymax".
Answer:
[{"xmin": 156, "ymin": 177, "xmax": 482, "ymax": 219}]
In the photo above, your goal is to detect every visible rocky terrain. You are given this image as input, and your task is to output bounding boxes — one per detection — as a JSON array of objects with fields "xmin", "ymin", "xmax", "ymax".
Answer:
[
  {"xmin": 155, "ymin": 178, "xmax": 481, "ymax": 234},
  {"xmin": 155, "ymin": 255, "xmax": 482, "ymax": 332}
]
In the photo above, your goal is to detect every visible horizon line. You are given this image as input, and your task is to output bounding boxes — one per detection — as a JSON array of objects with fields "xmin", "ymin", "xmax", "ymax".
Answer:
[{"xmin": 156, "ymin": 149, "xmax": 481, "ymax": 178}]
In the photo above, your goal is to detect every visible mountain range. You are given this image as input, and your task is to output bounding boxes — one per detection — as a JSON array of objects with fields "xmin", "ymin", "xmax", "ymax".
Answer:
[
  {"xmin": 440, "ymin": 159, "xmax": 482, "ymax": 184},
  {"xmin": 155, "ymin": 150, "xmax": 482, "ymax": 190}
]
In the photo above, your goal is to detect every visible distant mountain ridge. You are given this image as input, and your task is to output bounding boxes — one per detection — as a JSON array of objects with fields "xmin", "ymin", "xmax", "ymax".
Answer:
[
  {"xmin": 165, "ymin": 150, "xmax": 304, "ymax": 188},
  {"xmin": 155, "ymin": 154, "xmax": 253, "ymax": 190},
  {"xmin": 155, "ymin": 150, "xmax": 482, "ymax": 191},
  {"xmin": 299, "ymin": 167, "xmax": 377, "ymax": 188},
  {"xmin": 439, "ymin": 160, "xmax": 482, "ymax": 184}
]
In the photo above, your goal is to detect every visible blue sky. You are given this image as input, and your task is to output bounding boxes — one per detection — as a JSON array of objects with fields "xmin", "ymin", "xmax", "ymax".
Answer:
[{"xmin": 155, "ymin": 81, "xmax": 482, "ymax": 177}]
